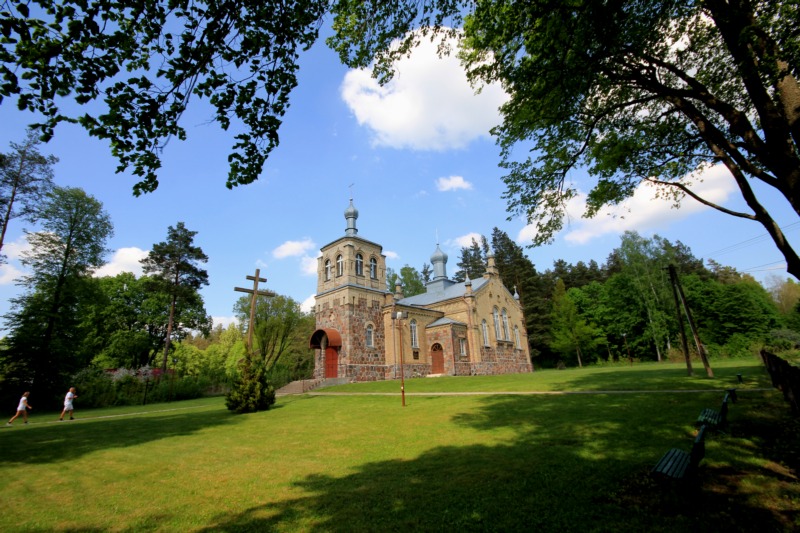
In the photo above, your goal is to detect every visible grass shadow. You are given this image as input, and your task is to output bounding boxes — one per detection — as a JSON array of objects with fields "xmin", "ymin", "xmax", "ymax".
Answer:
[
  {"xmin": 0, "ymin": 407, "xmax": 239, "ymax": 465},
  {"xmin": 546, "ymin": 361, "xmax": 771, "ymax": 392},
  {"xmin": 196, "ymin": 392, "xmax": 797, "ymax": 532}
]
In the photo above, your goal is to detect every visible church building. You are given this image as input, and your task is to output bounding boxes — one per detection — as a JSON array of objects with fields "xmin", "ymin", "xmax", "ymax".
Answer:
[{"xmin": 309, "ymin": 200, "xmax": 533, "ymax": 381}]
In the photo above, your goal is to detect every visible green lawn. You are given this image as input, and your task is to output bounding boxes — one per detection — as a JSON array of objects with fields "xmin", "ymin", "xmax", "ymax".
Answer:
[{"xmin": 1, "ymin": 356, "xmax": 797, "ymax": 532}]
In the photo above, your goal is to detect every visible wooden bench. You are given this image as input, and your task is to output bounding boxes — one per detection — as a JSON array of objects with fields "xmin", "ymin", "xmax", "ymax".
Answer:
[
  {"xmin": 652, "ymin": 425, "xmax": 707, "ymax": 480},
  {"xmin": 696, "ymin": 392, "xmax": 731, "ymax": 429}
]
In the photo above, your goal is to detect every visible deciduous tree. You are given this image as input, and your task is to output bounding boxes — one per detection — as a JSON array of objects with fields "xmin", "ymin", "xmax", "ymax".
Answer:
[
  {"xmin": 1, "ymin": 0, "xmax": 327, "ymax": 195},
  {"xmin": 2, "ymin": 186, "xmax": 112, "ymax": 399},
  {"xmin": 233, "ymin": 294, "xmax": 306, "ymax": 373},
  {"xmin": 549, "ymin": 279, "xmax": 604, "ymax": 367},
  {"xmin": 330, "ymin": 0, "xmax": 800, "ymax": 278}
]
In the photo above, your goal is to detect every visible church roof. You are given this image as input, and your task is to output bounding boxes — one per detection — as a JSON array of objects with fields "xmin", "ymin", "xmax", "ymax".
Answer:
[
  {"xmin": 399, "ymin": 276, "xmax": 489, "ymax": 306},
  {"xmin": 427, "ymin": 316, "xmax": 467, "ymax": 328}
]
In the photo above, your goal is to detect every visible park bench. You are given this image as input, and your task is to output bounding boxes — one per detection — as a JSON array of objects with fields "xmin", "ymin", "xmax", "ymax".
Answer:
[
  {"xmin": 696, "ymin": 392, "xmax": 731, "ymax": 430},
  {"xmin": 652, "ymin": 425, "xmax": 707, "ymax": 480}
]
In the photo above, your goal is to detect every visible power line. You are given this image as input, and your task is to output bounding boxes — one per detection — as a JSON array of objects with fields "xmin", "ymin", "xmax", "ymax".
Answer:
[{"xmin": 706, "ymin": 221, "xmax": 800, "ymax": 258}]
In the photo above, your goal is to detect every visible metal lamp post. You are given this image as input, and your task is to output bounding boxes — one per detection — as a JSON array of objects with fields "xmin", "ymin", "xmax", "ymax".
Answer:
[{"xmin": 396, "ymin": 311, "xmax": 406, "ymax": 407}]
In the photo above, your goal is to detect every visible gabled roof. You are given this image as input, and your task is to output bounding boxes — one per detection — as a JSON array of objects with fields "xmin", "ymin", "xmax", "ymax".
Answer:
[
  {"xmin": 399, "ymin": 277, "xmax": 489, "ymax": 307},
  {"xmin": 427, "ymin": 317, "xmax": 467, "ymax": 328}
]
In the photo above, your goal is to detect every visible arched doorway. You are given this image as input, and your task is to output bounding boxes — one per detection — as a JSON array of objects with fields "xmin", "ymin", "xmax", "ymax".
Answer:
[
  {"xmin": 309, "ymin": 328, "xmax": 343, "ymax": 379},
  {"xmin": 430, "ymin": 343, "xmax": 444, "ymax": 374}
]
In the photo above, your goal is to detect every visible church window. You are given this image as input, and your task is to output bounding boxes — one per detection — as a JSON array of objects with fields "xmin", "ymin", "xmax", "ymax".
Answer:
[
  {"xmin": 356, "ymin": 253, "xmax": 364, "ymax": 276},
  {"xmin": 514, "ymin": 326, "xmax": 521, "ymax": 349},
  {"xmin": 481, "ymin": 320, "xmax": 490, "ymax": 346},
  {"xmin": 502, "ymin": 309, "xmax": 510, "ymax": 340},
  {"xmin": 370, "ymin": 257, "xmax": 378, "ymax": 279},
  {"xmin": 459, "ymin": 338, "xmax": 467, "ymax": 356},
  {"xmin": 493, "ymin": 307, "xmax": 501, "ymax": 340},
  {"xmin": 324, "ymin": 259, "xmax": 331, "ymax": 281},
  {"xmin": 410, "ymin": 319, "xmax": 419, "ymax": 348},
  {"xmin": 336, "ymin": 255, "xmax": 343, "ymax": 276},
  {"xmin": 366, "ymin": 324, "xmax": 374, "ymax": 347}
]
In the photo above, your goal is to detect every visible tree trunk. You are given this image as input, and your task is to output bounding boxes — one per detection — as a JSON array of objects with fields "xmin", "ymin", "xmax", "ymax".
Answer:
[{"xmin": 161, "ymin": 293, "xmax": 177, "ymax": 371}]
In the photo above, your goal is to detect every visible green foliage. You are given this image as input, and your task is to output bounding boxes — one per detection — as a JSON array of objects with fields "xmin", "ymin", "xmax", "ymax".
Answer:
[
  {"xmin": 1, "ymin": 0, "xmax": 328, "ymax": 195},
  {"xmin": 0, "ymin": 129, "xmax": 56, "ymax": 257},
  {"xmin": 549, "ymin": 279, "xmax": 604, "ymax": 367},
  {"xmin": 765, "ymin": 328, "xmax": 800, "ymax": 352},
  {"xmin": 69, "ymin": 367, "xmax": 117, "ymax": 408},
  {"xmin": 233, "ymin": 293, "xmax": 311, "ymax": 374},
  {"xmin": 683, "ymin": 275, "xmax": 782, "ymax": 347},
  {"xmin": 398, "ymin": 265, "xmax": 425, "ymax": 296},
  {"xmin": 490, "ymin": 227, "xmax": 552, "ymax": 363},
  {"xmin": 225, "ymin": 355, "xmax": 276, "ymax": 414},
  {"xmin": 453, "ymin": 236, "xmax": 488, "ymax": 282},
  {"xmin": 141, "ymin": 222, "xmax": 211, "ymax": 370},
  {"xmin": 2, "ymin": 186, "xmax": 113, "ymax": 400},
  {"xmin": 69, "ymin": 366, "xmax": 207, "ymax": 408},
  {"xmin": 329, "ymin": 0, "xmax": 800, "ymax": 276}
]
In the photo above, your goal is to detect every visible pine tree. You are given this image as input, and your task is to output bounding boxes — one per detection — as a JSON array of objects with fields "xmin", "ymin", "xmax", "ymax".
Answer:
[{"xmin": 141, "ymin": 222, "xmax": 210, "ymax": 371}]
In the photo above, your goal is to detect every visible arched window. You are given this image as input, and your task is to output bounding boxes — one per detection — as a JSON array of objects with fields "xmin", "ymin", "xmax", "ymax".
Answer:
[
  {"xmin": 493, "ymin": 307, "xmax": 501, "ymax": 340},
  {"xmin": 514, "ymin": 325, "xmax": 521, "ymax": 349},
  {"xmin": 502, "ymin": 309, "xmax": 510, "ymax": 341},
  {"xmin": 366, "ymin": 324, "xmax": 374, "ymax": 347},
  {"xmin": 481, "ymin": 320, "xmax": 490, "ymax": 346},
  {"xmin": 336, "ymin": 254, "xmax": 343, "ymax": 276},
  {"xmin": 356, "ymin": 253, "xmax": 364, "ymax": 276},
  {"xmin": 410, "ymin": 319, "xmax": 419, "ymax": 348},
  {"xmin": 324, "ymin": 259, "xmax": 331, "ymax": 281},
  {"xmin": 370, "ymin": 257, "xmax": 378, "ymax": 279}
]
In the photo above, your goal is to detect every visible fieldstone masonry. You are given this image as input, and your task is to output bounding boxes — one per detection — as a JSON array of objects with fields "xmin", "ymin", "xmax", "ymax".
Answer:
[{"xmin": 310, "ymin": 199, "xmax": 533, "ymax": 382}]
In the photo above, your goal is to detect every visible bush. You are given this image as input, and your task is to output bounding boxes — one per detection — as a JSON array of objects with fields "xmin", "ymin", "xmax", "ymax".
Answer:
[
  {"xmin": 70, "ymin": 367, "xmax": 116, "ymax": 408},
  {"xmin": 226, "ymin": 357, "xmax": 275, "ymax": 414},
  {"xmin": 68, "ymin": 366, "xmax": 208, "ymax": 408},
  {"xmin": 721, "ymin": 333, "xmax": 756, "ymax": 358},
  {"xmin": 765, "ymin": 329, "xmax": 800, "ymax": 352}
]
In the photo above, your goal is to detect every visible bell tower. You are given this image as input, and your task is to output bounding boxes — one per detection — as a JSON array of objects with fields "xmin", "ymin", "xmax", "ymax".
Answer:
[{"xmin": 310, "ymin": 199, "xmax": 389, "ymax": 380}]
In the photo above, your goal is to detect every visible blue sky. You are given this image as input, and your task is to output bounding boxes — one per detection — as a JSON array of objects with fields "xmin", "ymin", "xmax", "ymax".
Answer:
[{"xmin": 1, "ymin": 29, "xmax": 798, "ymax": 334}]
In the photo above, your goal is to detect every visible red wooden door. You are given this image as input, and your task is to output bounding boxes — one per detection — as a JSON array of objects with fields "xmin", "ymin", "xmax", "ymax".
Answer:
[
  {"xmin": 325, "ymin": 347, "xmax": 339, "ymax": 378},
  {"xmin": 431, "ymin": 348, "xmax": 444, "ymax": 374}
]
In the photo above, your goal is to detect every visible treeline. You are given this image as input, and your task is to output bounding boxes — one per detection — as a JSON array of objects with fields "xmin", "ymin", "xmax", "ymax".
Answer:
[
  {"xmin": 0, "ymin": 131, "xmax": 316, "ymax": 410},
  {"xmin": 440, "ymin": 228, "xmax": 799, "ymax": 368}
]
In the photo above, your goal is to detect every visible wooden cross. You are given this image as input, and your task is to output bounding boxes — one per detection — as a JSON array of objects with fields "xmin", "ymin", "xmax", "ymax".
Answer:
[{"xmin": 234, "ymin": 268, "xmax": 276, "ymax": 353}]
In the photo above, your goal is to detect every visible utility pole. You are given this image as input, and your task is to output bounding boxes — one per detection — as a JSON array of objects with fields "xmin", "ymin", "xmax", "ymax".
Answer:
[
  {"xmin": 234, "ymin": 269, "xmax": 276, "ymax": 354},
  {"xmin": 667, "ymin": 264, "xmax": 713, "ymax": 378},
  {"xmin": 667, "ymin": 266, "xmax": 693, "ymax": 376}
]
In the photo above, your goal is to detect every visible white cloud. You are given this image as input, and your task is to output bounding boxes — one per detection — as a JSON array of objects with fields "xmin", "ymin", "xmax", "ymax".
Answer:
[
  {"xmin": 340, "ymin": 33, "xmax": 508, "ymax": 151},
  {"xmin": 0, "ymin": 237, "xmax": 30, "ymax": 285},
  {"xmin": 93, "ymin": 247, "xmax": 148, "ymax": 278},
  {"xmin": 273, "ymin": 238, "xmax": 315, "ymax": 259},
  {"xmin": 212, "ymin": 315, "xmax": 239, "ymax": 329},
  {"xmin": 300, "ymin": 294, "xmax": 316, "ymax": 314},
  {"xmin": 452, "ymin": 232, "xmax": 484, "ymax": 248},
  {"xmin": 384, "ymin": 250, "xmax": 399, "ymax": 260},
  {"xmin": 436, "ymin": 175, "xmax": 473, "ymax": 192},
  {"xmin": 300, "ymin": 255, "xmax": 319, "ymax": 276},
  {"xmin": 3, "ymin": 237, "xmax": 30, "ymax": 261},
  {"xmin": 516, "ymin": 164, "xmax": 738, "ymax": 245},
  {"xmin": 0, "ymin": 263, "xmax": 23, "ymax": 285}
]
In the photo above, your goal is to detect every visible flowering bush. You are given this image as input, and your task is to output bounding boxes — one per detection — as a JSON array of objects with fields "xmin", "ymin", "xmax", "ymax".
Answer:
[{"xmin": 71, "ymin": 365, "xmax": 208, "ymax": 407}]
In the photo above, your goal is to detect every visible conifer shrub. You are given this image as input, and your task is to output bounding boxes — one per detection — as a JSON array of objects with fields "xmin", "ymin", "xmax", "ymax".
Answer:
[{"xmin": 225, "ymin": 355, "xmax": 275, "ymax": 413}]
